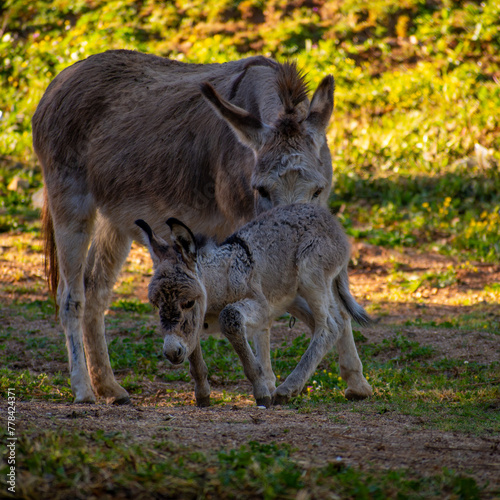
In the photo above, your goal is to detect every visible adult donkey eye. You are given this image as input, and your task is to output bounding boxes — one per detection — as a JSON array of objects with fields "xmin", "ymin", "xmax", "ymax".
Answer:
[
  {"xmin": 257, "ymin": 186, "xmax": 270, "ymax": 199},
  {"xmin": 313, "ymin": 188, "xmax": 323, "ymax": 199},
  {"xmin": 181, "ymin": 300, "xmax": 195, "ymax": 310}
]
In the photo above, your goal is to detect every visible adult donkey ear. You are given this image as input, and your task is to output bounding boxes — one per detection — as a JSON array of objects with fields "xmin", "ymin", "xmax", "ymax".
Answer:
[
  {"xmin": 135, "ymin": 219, "xmax": 171, "ymax": 269},
  {"xmin": 166, "ymin": 218, "xmax": 197, "ymax": 272},
  {"xmin": 305, "ymin": 75, "xmax": 335, "ymax": 137},
  {"xmin": 200, "ymin": 82, "xmax": 271, "ymax": 151}
]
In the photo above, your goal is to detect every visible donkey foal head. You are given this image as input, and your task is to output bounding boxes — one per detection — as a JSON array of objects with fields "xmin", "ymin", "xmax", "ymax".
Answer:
[{"xmin": 135, "ymin": 218, "xmax": 207, "ymax": 365}]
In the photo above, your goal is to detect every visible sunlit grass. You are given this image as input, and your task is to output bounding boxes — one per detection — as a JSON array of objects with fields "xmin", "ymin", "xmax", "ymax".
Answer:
[
  {"xmin": 1, "ymin": 2, "xmax": 499, "ymax": 496},
  {"xmin": 2, "ymin": 0, "xmax": 500, "ymax": 265},
  {"xmin": 0, "ymin": 368, "xmax": 72, "ymax": 402},
  {"xmin": 5, "ymin": 428, "xmax": 484, "ymax": 499}
]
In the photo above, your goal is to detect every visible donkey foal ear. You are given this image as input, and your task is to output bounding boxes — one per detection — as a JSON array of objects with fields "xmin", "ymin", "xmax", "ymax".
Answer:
[
  {"xmin": 135, "ymin": 219, "xmax": 170, "ymax": 268},
  {"xmin": 166, "ymin": 218, "xmax": 197, "ymax": 271}
]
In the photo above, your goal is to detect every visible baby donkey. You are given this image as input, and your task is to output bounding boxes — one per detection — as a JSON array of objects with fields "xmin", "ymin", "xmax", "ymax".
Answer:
[{"xmin": 136, "ymin": 203, "xmax": 371, "ymax": 407}]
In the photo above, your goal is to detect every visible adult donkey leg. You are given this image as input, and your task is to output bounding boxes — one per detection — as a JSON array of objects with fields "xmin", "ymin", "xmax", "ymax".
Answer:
[
  {"xmin": 51, "ymin": 197, "xmax": 96, "ymax": 403},
  {"xmin": 337, "ymin": 318, "xmax": 373, "ymax": 400},
  {"xmin": 82, "ymin": 215, "xmax": 131, "ymax": 404}
]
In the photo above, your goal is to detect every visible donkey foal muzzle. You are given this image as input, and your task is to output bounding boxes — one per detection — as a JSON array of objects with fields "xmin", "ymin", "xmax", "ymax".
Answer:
[{"xmin": 163, "ymin": 344, "xmax": 187, "ymax": 365}]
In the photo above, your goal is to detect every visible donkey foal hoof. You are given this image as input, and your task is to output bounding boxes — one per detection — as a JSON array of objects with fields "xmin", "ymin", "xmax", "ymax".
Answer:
[
  {"xmin": 196, "ymin": 396, "xmax": 211, "ymax": 407},
  {"xmin": 255, "ymin": 396, "xmax": 271, "ymax": 408}
]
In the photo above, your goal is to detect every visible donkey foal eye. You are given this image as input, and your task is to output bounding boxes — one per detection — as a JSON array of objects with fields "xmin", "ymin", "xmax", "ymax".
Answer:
[
  {"xmin": 313, "ymin": 188, "xmax": 323, "ymax": 199},
  {"xmin": 181, "ymin": 300, "xmax": 195, "ymax": 310},
  {"xmin": 257, "ymin": 186, "xmax": 270, "ymax": 199}
]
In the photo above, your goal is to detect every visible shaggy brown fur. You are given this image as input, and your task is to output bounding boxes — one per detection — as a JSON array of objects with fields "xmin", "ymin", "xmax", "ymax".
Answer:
[{"xmin": 32, "ymin": 50, "xmax": 336, "ymax": 404}]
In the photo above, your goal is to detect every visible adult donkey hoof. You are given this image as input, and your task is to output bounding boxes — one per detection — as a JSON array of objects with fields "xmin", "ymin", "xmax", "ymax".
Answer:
[
  {"xmin": 109, "ymin": 395, "xmax": 131, "ymax": 405},
  {"xmin": 196, "ymin": 396, "xmax": 211, "ymax": 407},
  {"xmin": 99, "ymin": 383, "xmax": 131, "ymax": 405},
  {"xmin": 255, "ymin": 396, "xmax": 272, "ymax": 408},
  {"xmin": 271, "ymin": 393, "xmax": 290, "ymax": 406},
  {"xmin": 345, "ymin": 387, "xmax": 372, "ymax": 401},
  {"xmin": 74, "ymin": 395, "xmax": 97, "ymax": 404},
  {"xmin": 73, "ymin": 386, "xmax": 97, "ymax": 404}
]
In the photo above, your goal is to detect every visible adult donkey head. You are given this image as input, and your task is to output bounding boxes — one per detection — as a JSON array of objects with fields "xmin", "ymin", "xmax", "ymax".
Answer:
[{"xmin": 201, "ymin": 63, "xmax": 335, "ymax": 214}]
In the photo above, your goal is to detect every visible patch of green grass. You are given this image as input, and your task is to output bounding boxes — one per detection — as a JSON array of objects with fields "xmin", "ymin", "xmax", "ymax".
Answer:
[
  {"xmin": 363, "ymin": 334, "xmax": 436, "ymax": 360},
  {"xmin": 108, "ymin": 325, "xmax": 162, "ymax": 374},
  {"xmin": 110, "ymin": 298, "xmax": 153, "ymax": 314},
  {"xmin": 201, "ymin": 336, "xmax": 245, "ymax": 383},
  {"xmin": 361, "ymin": 348, "xmax": 500, "ymax": 435},
  {"xmin": 363, "ymin": 355, "xmax": 497, "ymax": 397},
  {"xmin": 5, "ymin": 429, "xmax": 486, "ymax": 500},
  {"xmin": 355, "ymin": 399, "xmax": 500, "ymax": 436},
  {"xmin": 7, "ymin": 298, "xmax": 56, "ymax": 320},
  {"xmin": 0, "ymin": 186, "xmax": 41, "ymax": 234},
  {"xmin": 484, "ymin": 283, "xmax": 500, "ymax": 293},
  {"xmin": 2, "ymin": 283, "xmax": 44, "ymax": 294},
  {"xmin": 217, "ymin": 441, "xmax": 303, "ymax": 495},
  {"xmin": 389, "ymin": 267, "xmax": 458, "ymax": 293},
  {"xmin": 115, "ymin": 276, "xmax": 140, "ymax": 295},
  {"xmin": 25, "ymin": 331, "xmax": 66, "ymax": 361},
  {"xmin": 333, "ymin": 167, "xmax": 500, "ymax": 262},
  {"xmin": 404, "ymin": 313, "xmax": 500, "ymax": 334},
  {"xmin": 272, "ymin": 333, "xmax": 311, "ymax": 378},
  {"xmin": 279, "ymin": 334, "xmax": 499, "ymax": 434},
  {"xmin": 0, "ymin": 368, "xmax": 71, "ymax": 402}
]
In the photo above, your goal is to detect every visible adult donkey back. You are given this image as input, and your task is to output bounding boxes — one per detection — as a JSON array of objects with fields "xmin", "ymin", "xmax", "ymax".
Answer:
[{"xmin": 33, "ymin": 50, "xmax": 370, "ymax": 405}]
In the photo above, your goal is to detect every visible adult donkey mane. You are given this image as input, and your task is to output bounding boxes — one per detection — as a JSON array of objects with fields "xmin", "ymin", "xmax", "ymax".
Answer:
[
  {"xmin": 32, "ymin": 50, "xmax": 369, "ymax": 406},
  {"xmin": 274, "ymin": 62, "xmax": 309, "ymax": 114}
]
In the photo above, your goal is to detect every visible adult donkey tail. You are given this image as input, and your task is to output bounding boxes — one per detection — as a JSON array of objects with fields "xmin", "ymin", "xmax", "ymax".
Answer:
[
  {"xmin": 335, "ymin": 267, "xmax": 371, "ymax": 327},
  {"xmin": 41, "ymin": 186, "xmax": 59, "ymax": 303}
]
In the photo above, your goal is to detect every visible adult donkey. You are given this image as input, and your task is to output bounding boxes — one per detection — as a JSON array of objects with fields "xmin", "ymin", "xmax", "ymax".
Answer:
[{"xmin": 33, "ymin": 49, "xmax": 372, "ymax": 404}]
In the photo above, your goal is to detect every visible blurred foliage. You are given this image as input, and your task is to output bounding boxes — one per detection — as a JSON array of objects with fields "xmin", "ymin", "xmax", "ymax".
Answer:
[{"xmin": 1, "ymin": 0, "xmax": 499, "ymax": 259}]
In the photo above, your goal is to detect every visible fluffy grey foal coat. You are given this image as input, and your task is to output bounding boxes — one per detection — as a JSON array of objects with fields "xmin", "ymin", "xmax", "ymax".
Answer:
[{"xmin": 137, "ymin": 203, "xmax": 372, "ymax": 407}]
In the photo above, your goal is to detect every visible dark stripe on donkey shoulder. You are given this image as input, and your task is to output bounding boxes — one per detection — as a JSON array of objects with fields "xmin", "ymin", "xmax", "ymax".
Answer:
[{"xmin": 223, "ymin": 234, "xmax": 254, "ymax": 264}]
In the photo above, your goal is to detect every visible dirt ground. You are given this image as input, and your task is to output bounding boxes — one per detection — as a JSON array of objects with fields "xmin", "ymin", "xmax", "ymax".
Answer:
[
  {"xmin": 2, "ymin": 234, "xmax": 500, "ymax": 495},
  {"xmin": 16, "ymin": 398, "xmax": 500, "ymax": 492}
]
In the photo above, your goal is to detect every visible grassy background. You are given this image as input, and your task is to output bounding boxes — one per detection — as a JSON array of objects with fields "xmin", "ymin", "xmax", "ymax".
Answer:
[
  {"xmin": 1, "ymin": 0, "xmax": 500, "ymax": 261},
  {"xmin": 1, "ymin": 0, "xmax": 499, "ymax": 498}
]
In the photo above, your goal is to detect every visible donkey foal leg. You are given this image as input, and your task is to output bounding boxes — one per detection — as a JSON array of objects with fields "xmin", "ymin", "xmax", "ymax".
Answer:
[
  {"xmin": 252, "ymin": 327, "xmax": 276, "ymax": 393},
  {"xmin": 338, "ymin": 318, "xmax": 372, "ymax": 400},
  {"xmin": 273, "ymin": 322, "xmax": 337, "ymax": 405},
  {"xmin": 188, "ymin": 343, "xmax": 211, "ymax": 407},
  {"xmin": 219, "ymin": 300, "xmax": 271, "ymax": 407}
]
